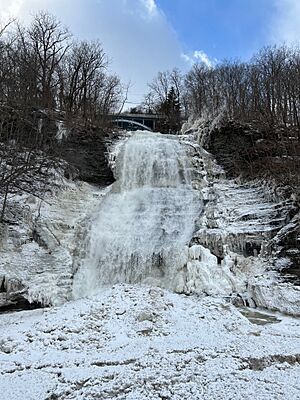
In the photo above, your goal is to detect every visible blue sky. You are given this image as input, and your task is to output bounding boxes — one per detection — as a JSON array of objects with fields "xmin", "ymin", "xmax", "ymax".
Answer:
[
  {"xmin": 156, "ymin": 0, "xmax": 277, "ymax": 61},
  {"xmin": 1, "ymin": 0, "xmax": 299, "ymax": 105}
]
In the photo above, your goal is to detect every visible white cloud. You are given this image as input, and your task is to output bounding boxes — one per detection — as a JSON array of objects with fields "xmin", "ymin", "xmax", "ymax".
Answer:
[
  {"xmin": 181, "ymin": 50, "xmax": 215, "ymax": 68},
  {"xmin": 194, "ymin": 50, "xmax": 214, "ymax": 68},
  {"xmin": 141, "ymin": 0, "xmax": 158, "ymax": 17},
  {"xmin": 0, "ymin": 0, "xmax": 188, "ymax": 106},
  {"xmin": 118, "ymin": 0, "xmax": 158, "ymax": 20},
  {"xmin": 271, "ymin": 0, "xmax": 300, "ymax": 44},
  {"xmin": 0, "ymin": 0, "xmax": 24, "ymax": 21}
]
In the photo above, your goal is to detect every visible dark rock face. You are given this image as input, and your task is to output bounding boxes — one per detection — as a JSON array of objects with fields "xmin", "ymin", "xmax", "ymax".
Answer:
[
  {"xmin": 206, "ymin": 120, "xmax": 300, "ymax": 190},
  {"xmin": 0, "ymin": 104, "xmax": 115, "ymax": 187},
  {"xmin": 0, "ymin": 276, "xmax": 42, "ymax": 313},
  {"xmin": 275, "ymin": 213, "xmax": 300, "ymax": 285},
  {"xmin": 206, "ymin": 121, "xmax": 261, "ymax": 177},
  {"xmin": 61, "ymin": 129, "xmax": 114, "ymax": 186}
]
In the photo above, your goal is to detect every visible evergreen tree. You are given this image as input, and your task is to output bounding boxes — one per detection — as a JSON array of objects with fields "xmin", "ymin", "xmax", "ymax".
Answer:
[{"xmin": 159, "ymin": 86, "xmax": 181, "ymax": 133}]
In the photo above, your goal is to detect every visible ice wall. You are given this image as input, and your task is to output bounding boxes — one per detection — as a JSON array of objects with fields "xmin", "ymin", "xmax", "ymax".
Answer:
[{"xmin": 73, "ymin": 132, "xmax": 202, "ymax": 297}]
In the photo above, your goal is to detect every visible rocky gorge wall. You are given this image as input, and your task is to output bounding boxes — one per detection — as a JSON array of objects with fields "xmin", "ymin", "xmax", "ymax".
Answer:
[
  {"xmin": 0, "ymin": 125, "xmax": 299, "ymax": 316},
  {"xmin": 180, "ymin": 124, "xmax": 300, "ymax": 315},
  {"xmin": 0, "ymin": 117, "xmax": 115, "ymax": 310},
  {"xmin": 184, "ymin": 118, "xmax": 300, "ymax": 285}
]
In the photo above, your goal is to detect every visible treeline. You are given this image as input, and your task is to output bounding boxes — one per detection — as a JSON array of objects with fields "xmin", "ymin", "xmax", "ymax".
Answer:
[
  {"xmin": 185, "ymin": 45, "xmax": 300, "ymax": 134},
  {"xmin": 0, "ymin": 12, "xmax": 122, "ymax": 124},
  {"xmin": 184, "ymin": 45, "xmax": 300, "ymax": 192},
  {"xmin": 144, "ymin": 46, "xmax": 300, "ymax": 193},
  {"xmin": 145, "ymin": 45, "xmax": 300, "ymax": 136}
]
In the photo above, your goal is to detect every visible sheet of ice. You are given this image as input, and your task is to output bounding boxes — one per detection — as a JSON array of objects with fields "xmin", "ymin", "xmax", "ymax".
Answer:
[
  {"xmin": 0, "ymin": 179, "xmax": 108, "ymax": 306},
  {"xmin": 73, "ymin": 132, "xmax": 202, "ymax": 297}
]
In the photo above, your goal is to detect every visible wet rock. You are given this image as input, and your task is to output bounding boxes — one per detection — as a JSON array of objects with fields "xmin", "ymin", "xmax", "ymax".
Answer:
[
  {"xmin": 273, "ymin": 212, "xmax": 300, "ymax": 283},
  {"xmin": 60, "ymin": 128, "xmax": 114, "ymax": 186}
]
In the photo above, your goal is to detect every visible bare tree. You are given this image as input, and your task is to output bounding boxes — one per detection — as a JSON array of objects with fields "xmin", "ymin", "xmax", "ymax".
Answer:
[
  {"xmin": 0, "ymin": 12, "xmax": 125, "ymax": 222},
  {"xmin": 185, "ymin": 45, "xmax": 300, "ymax": 135},
  {"xmin": 27, "ymin": 12, "xmax": 71, "ymax": 108},
  {"xmin": 146, "ymin": 69, "xmax": 185, "ymax": 131}
]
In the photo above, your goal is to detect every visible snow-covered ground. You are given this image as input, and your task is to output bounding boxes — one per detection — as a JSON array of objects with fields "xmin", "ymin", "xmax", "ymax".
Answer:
[{"xmin": 1, "ymin": 284, "xmax": 300, "ymax": 399}]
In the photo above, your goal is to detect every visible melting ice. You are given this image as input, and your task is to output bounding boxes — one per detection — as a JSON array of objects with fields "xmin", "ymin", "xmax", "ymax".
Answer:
[{"xmin": 73, "ymin": 132, "xmax": 202, "ymax": 298}]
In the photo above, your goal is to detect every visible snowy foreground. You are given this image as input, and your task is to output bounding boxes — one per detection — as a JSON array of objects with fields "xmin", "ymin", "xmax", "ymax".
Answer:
[{"xmin": 1, "ymin": 284, "xmax": 300, "ymax": 400}]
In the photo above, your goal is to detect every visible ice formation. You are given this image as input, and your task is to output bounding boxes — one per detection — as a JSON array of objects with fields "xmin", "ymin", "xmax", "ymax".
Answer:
[
  {"xmin": 73, "ymin": 132, "xmax": 202, "ymax": 297},
  {"xmin": 56, "ymin": 120, "xmax": 69, "ymax": 141},
  {"xmin": 1, "ymin": 128, "xmax": 298, "ymax": 313}
]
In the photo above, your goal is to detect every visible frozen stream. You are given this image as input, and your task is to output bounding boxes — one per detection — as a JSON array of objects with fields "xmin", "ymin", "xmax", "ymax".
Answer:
[{"xmin": 73, "ymin": 132, "xmax": 202, "ymax": 297}]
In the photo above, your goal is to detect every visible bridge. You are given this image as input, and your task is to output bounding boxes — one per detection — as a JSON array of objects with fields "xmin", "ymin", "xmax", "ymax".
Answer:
[
  {"xmin": 113, "ymin": 119, "xmax": 152, "ymax": 131},
  {"xmin": 112, "ymin": 113, "xmax": 163, "ymax": 131}
]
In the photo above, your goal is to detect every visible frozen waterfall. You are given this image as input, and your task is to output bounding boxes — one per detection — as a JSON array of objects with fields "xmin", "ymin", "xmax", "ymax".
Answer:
[{"xmin": 73, "ymin": 132, "xmax": 202, "ymax": 298}]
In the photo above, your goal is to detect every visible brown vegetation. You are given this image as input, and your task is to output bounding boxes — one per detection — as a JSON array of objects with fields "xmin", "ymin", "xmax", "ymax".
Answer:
[
  {"xmin": 0, "ymin": 12, "xmax": 123, "ymax": 221},
  {"xmin": 184, "ymin": 45, "xmax": 300, "ymax": 201}
]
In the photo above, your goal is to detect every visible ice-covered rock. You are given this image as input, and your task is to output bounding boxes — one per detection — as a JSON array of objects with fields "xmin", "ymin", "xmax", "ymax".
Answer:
[
  {"xmin": 0, "ymin": 179, "xmax": 108, "ymax": 308},
  {"xmin": 180, "ymin": 129, "xmax": 299, "ymax": 313},
  {"xmin": 1, "ymin": 127, "xmax": 298, "ymax": 316}
]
